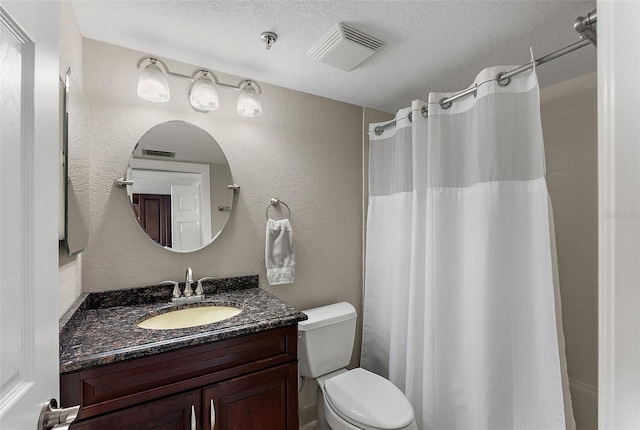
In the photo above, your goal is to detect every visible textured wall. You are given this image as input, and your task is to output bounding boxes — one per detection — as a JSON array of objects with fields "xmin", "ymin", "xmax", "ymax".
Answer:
[
  {"xmin": 541, "ymin": 73, "xmax": 598, "ymax": 430},
  {"xmin": 56, "ymin": 28, "xmax": 366, "ymax": 428},
  {"xmin": 78, "ymin": 38, "xmax": 364, "ymax": 322}
]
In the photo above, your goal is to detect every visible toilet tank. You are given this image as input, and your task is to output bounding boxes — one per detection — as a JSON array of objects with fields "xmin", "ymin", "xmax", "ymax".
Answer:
[{"xmin": 297, "ymin": 302, "xmax": 357, "ymax": 378}]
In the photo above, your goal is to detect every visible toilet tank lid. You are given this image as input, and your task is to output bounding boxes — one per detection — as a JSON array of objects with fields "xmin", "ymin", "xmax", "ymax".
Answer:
[{"xmin": 299, "ymin": 302, "xmax": 356, "ymax": 332}]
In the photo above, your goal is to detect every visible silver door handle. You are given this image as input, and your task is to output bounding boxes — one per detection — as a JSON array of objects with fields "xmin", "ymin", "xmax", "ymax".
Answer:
[
  {"xmin": 38, "ymin": 399, "xmax": 80, "ymax": 430},
  {"xmin": 191, "ymin": 405, "xmax": 197, "ymax": 430},
  {"xmin": 210, "ymin": 399, "xmax": 216, "ymax": 429}
]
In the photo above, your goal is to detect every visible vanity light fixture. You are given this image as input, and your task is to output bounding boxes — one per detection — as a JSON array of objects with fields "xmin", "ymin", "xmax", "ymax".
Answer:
[
  {"xmin": 237, "ymin": 80, "xmax": 263, "ymax": 117},
  {"xmin": 189, "ymin": 70, "xmax": 219, "ymax": 111},
  {"xmin": 136, "ymin": 55, "xmax": 263, "ymax": 117},
  {"xmin": 137, "ymin": 58, "xmax": 170, "ymax": 102}
]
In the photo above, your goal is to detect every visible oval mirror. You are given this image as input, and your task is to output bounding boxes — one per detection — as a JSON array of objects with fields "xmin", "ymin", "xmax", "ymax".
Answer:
[{"xmin": 126, "ymin": 121, "xmax": 234, "ymax": 252}]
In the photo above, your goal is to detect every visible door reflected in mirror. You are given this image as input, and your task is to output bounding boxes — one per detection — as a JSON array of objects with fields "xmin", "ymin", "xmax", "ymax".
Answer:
[{"xmin": 127, "ymin": 121, "xmax": 233, "ymax": 252}]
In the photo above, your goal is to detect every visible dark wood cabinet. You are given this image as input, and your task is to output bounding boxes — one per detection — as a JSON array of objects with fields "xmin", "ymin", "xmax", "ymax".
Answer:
[
  {"xmin": 61, "ymin": 326, "xmax": 299, "ymax": 430},
  {"xmin": 204, "ymin": 363, "xmax": 297, "ymax": 430},
  {"xmin": 70, "ymin": 390, "xmax": 200, "ymax": 430}
]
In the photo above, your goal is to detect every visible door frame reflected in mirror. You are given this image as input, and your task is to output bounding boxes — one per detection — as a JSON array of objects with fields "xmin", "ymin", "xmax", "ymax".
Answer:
[{"xmin": 129, "ymin": 159, "xmax": 213, "ymax": 251}]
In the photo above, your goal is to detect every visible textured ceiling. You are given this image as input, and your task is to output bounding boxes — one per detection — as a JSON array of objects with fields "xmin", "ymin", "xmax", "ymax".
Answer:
[{"xmin": 71, "ymin": 0, "xmax": 597, "ymax": 114}]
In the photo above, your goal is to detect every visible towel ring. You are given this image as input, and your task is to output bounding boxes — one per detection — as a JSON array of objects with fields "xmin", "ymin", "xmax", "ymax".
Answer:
[{"xmin": 266, "ymin": 198, "xmax": 292, "ymax": 221}]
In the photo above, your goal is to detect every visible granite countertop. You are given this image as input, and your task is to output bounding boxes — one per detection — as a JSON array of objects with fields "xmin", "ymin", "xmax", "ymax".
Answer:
[{"xmin": 59, "ymin": 275, "xmax": 307, "ymax": 373}]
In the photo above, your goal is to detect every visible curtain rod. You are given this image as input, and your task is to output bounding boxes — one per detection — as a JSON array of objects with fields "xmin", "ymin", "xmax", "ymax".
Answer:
[{"xmin": 374, "ymin": 9, "xmax": 597, "ymax": 136}]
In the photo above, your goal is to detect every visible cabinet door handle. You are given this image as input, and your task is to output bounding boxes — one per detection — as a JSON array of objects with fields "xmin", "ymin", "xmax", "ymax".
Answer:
[
  {"xmin": 191, "ymin": 405, "xmax": 196, "ymax": 430},
  {"xmin": 210, "ymin": 399, "xmax": 216, "ymax": 429}
]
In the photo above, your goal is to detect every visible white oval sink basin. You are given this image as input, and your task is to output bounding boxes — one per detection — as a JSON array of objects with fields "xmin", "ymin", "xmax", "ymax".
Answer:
[{"xmin": 138, "ymin": 306, "xmax": 242, "ymax": 330}]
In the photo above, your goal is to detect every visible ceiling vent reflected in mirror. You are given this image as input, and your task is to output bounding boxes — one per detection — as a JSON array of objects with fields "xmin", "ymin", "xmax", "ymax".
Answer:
[
  {"xmin": 308, "ymin": 23, "xmax": 386, "ymax": 72},
  {"xmin": 142, "ymin": 149, "xmax": 176, "ymax": 158}
]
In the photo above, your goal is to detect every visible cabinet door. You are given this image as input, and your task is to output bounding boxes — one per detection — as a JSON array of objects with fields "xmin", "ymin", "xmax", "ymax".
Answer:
[
  {"xmin": 71, "ymin": 389, "xmax": 200, "ymax": 430},
  {"xmin": 204, "ymin": 363, "xmax": 298, "ymax": 430}
]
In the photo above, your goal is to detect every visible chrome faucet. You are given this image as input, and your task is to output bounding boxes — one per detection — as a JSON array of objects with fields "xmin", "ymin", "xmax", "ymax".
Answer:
[
  {"xmin": 160, "ymin": 267, "xmax": 206, "ymax": 304},
  {"xmin": 195, "ymin": 276, "xmax": 217, "ymax": 296},
  {"xmin": 184, "ymin": 267, "xmax": 194, "ymax": 297},
  {"xmin": 158, "ymin": 280, "xmax": 181, "ymax": 300}
]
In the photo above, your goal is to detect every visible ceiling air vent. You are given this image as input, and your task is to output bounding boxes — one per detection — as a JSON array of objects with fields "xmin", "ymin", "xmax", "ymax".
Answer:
[
  {"xmin": 308, "ymin": 24, "xmax": 385, "ymax": 71},
  {"xmin": 142, "ymin": 149, "xmax": 175, "ymax": 158}
]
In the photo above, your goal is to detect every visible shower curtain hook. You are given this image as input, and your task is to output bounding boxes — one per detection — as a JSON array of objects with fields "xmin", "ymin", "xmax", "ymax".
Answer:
[
  {"xmin": 439, "ymin": 97, "xmax": 452, "ymax": 110},
  {"xmin": 496, "ymin": 72, "xmax": 511, "ymax": 87}
]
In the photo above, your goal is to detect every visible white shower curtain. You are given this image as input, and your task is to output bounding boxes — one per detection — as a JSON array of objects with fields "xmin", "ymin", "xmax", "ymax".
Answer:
[{"xmin": 362, "ymin": 66, "xmax": 574, "ymax": 430}]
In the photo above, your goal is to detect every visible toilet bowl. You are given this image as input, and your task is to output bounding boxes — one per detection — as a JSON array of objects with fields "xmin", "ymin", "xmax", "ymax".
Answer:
[{"xmin": 298, "ymin": 302, "xmax": 417, "ymax": 430}]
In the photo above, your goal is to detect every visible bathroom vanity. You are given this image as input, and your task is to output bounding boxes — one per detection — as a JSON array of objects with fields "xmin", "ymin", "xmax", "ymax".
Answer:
[{"xmin": 59, "ymin": 276, "xmax": 306, "ymax": 429}]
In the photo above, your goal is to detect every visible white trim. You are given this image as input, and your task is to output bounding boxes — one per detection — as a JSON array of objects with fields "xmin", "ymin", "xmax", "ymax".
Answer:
[
  {"xmin": 20, "ymin": 18, "xmax": 36, "ymax": 391},
  {"xmin": 598, "ymin": 3, "xmax": 615, "ymax": 426},
  {"xmin": 0, "ymin": 3, "xmax": 37, "ymax": 419},
  {"xmin": 0, "ymin": 1, "xmax": 60, "ymax": 427},
  {"xmin": 0, "ymin": 382, "xmax": 34, "ymax": 417},
  {"xmin": 130, "ymin": 158, "xmax": 212, "ymax": 247},
  {"xmin": 598, "ymin": 1, "xmax": 640, "ymax": 428}
]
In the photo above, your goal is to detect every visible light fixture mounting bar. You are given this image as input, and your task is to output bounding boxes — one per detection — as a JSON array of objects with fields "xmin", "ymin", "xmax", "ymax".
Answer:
[
  {"xmin": 136, "ymin": 55, "xmax": 260, "ymax": 92},
  {"xmin": 136, "ymin": 54, "xmax": 264, "ymax": 116},
  {"xmin": 166, "ymin": 70, "xmax": 193, "ymax": 80}
]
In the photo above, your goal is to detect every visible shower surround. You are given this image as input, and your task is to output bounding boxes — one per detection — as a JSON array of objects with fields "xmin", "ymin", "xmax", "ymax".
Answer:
[{"xmin": 542, "ymin": 72, "xmax": 598, "ymax": 430}]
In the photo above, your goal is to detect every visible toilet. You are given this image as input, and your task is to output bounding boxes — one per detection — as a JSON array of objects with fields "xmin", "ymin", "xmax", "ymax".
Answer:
[{"xmin": 298, "ymin": 302, "xmax": 417, "ymax": 430}]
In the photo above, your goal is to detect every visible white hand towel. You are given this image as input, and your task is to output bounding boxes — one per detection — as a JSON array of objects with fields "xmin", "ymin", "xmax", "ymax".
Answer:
[{"xmin": 266, "ymin": 218, "xmax": 295, "ymax": 285}]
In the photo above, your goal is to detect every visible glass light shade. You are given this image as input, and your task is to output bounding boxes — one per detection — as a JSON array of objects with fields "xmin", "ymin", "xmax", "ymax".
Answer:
[
  {"xmin": 137, "ymin": 63, "xmax": 170, "ymax": 102},
  {"xmin": 189, "ymin": 75, "xmax": 219, "ymax": 111},
  {"xmin": 237, "ymin": 83, "xmax": 263, "ymax": 117}
]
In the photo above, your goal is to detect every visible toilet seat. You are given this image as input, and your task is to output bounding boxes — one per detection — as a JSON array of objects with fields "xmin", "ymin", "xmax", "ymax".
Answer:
[{"xmin": 323, "ymin": 368, "xmax": 415, "ymax": 430}]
